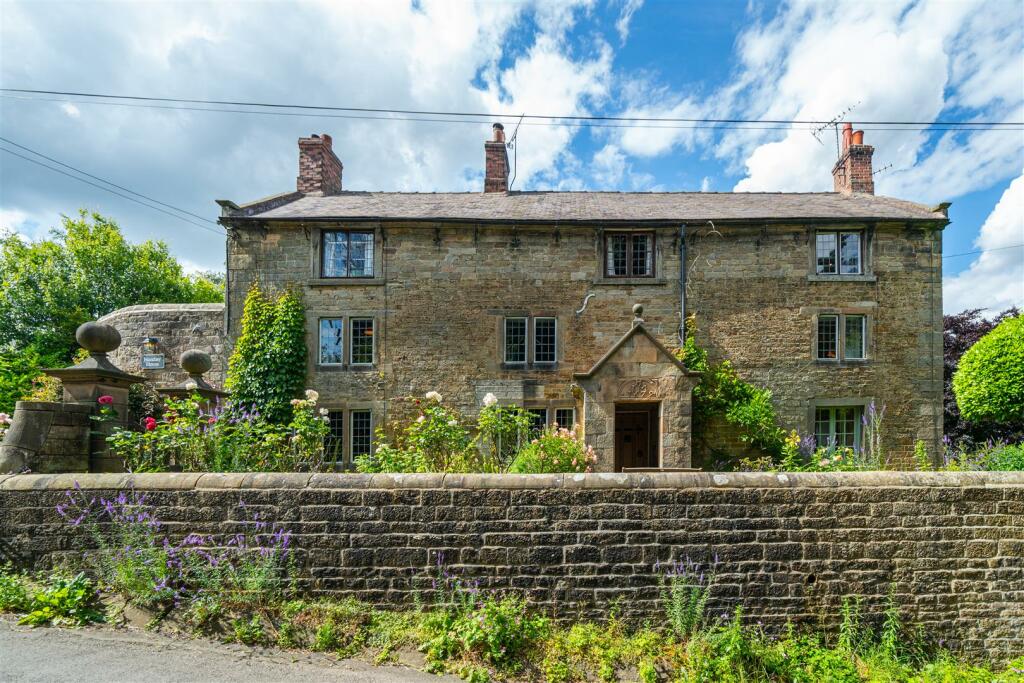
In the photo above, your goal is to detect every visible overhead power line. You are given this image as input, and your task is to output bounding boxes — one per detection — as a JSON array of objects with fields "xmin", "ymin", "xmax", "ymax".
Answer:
[
  {"xmin": 0, "ymin": 145, "xmax": 223, "ymax": 236},
  {"xmin": 2, "ymin": 88, "xmax": 1022, "ymax": 129},
  {"xmin": 942, "ymin": 244, "xmax": 1024, "ymax": 259},
  {"xmin": 2, "ymin": 94, "xmax": 1014, "ymax": 133},
  {"xmin": 0, "ymin": 136, "xmax": 217, "ymax": 226}
]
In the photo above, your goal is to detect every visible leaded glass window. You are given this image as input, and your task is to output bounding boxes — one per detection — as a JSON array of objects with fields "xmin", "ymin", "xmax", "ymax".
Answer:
[
  {"xmin": 504, "ymin": 318, "xmax": 527, "ymax": 364},
  {"xmin": 817, "ymin": 315, "xmax": 839, "ymax": 359},
  {"xmin": 534, "ymin": 318, "xmax": 556, "ymax": 363},
  {"xmin": 319, "ymin": 318, "xmax": 344, "ymax": 365},
  {"xmin": 351, "ymin": 410, "xmax": 372, "ymax": 460},
  {"xmin": 605, "ymin": 232, "xmax": 654, "ymax": 277},
  {"xmin": 844, "ymin": 315, "xmax": 865, "ymax": 360},
  {"xmin": 322, "ymin": 231, "xmax": 374, "ymax": 278},
  {"xmin": 349, "ymin": 318, "xmax": 374, "ymax": 365}
]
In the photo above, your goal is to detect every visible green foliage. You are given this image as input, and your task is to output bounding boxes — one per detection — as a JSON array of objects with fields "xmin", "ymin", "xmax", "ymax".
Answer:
[
  {"xmin": 108, "ymin": 391, "xmax": 331, "ymax": 473},
  {"xmin": 0, "ymin": 346, "xmax": 58, "ymax": 414},
  {"xmin": 660, "ymin": 558, "xmax": 715, "ymax": 641},
  {"xmin": 953, "ymin": 315, "xmax": 1024, "ymax": 424},
  {"xmin": 225, "ymin": 284, "xmax": 307, "ymax": 423},
  {"xmin": 18, "ymin": 572, "xmax": 104, "ymax": 627},
  {"xmin": 476, "ymin": 402, "xmax": 532, "ymax": 468},
  {"xmin": 0, "ymin": 565, "xmax": 32, "ymax": 612},
  {"xmin": 942, "ymin": 441, "xmax": 1024, "ymax": 472},
  {"xmin": 0, "ymin": 211, "xmax": 222, "ymax": 364},
  {"xmin": 357, "ymin": 395, "xmax": 475, "ymax": 473},
  {"xmin": 509, "ymin": 425, "xmax": 597, "ymax": 473},
  {"xmin": 421, "ymin": 594, "xmax": 549, "ymax": 675},
  {"xmin": 914, "ymin": 440, "xmax": 931, "ymax": 471},
  {"xmin": 231, "ymin": 615, "xmax": 265, "ymax": 645},
  {"xmin": 676, "ymin": 317, "xmax": 788, "ymax": 462}
]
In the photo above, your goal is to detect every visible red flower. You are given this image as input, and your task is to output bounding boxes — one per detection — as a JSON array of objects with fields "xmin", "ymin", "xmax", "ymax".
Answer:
[
  {"xmin": 208, "ymin": 417, "xmax": 216, "ymax": 424},
  {"xmin": 97, "ymin": 395, "xmax": 114, "ymax": 405},
  {"xmin": 144, "ymin": 417, "xmax": 157, "ymax": 431}
]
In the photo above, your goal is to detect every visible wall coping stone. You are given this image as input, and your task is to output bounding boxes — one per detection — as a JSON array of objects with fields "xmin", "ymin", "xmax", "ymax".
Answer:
[
  {"xmin": 2, "ymin": 471, "xmax": 1022, "ymax": 491},
  {"xmin": 98, "ymin": 303, "xmax": 225, "ymax": 319}
]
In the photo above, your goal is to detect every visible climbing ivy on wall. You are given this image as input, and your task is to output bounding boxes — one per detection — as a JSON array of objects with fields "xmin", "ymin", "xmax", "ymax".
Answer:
[
  {"xmin": 675, "ymin": 317, "xmax": 787, "ymax": 460},
  {"xmin": 225, "ymin": 284, "xmax": 307, "ymax": 423}
]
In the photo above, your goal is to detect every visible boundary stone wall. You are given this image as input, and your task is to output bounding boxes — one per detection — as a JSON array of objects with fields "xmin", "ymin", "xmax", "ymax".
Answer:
[
  {"xmin": 1, "ymin": 471, "xmax": 1021, "ymax": 659},
  {"xmin": 98, "ymin": 303, "xmax": 226, "ymax": 387}
]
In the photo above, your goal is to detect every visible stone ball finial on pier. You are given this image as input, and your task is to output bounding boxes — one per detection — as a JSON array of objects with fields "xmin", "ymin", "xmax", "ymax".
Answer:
[
  {"xmin": 180, "ymin": 349, "xmax": 213, "ymax": 379},
  {"xmin": 75, "ymin": 322, "xmax": 121, "ymax": 356}
]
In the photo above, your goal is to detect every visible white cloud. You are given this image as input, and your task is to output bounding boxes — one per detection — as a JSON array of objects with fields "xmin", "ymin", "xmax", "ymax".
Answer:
[
  {"xmin": 615, "ymin": 0, "xmax": 644, "ymax": 45},
  {"xmin": 0, "ymin": 0, "xmax": 609, "ymax": 269},
  {"xmin": 944, "ymin": 175, "xmax": 1024, "ymax": 314},
  {"xmin": 60, "ymin": 103, "xmax": 80, "ymax": 118},
  {"xmin": 715, "ymin": 0, "xmax": 1022, "ymax": 201},
  {"xmin": 700, "ymin": 176, "xmax": 711, "ymax": 192}
]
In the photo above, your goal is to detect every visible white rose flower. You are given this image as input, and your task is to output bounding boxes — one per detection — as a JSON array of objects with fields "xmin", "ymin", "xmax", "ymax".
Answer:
[
  {"xmin": 425, "ymin": 390, "xmax": 442, "ymax": 402},
  {"xmin": 305, "ymin": 389, "xmax": 320, "ymax": 402},
  {"xmin": 319, "ymin": 408, "xmax": 330, "ymax": 416},
  {"xmin": 416, "ymin": 415, "xmax": 426, "ymax": 423},
  {"xmin": 482, "ymin": 393, "xmax": 497, "ymax": 407},
  {"xmin": 184, "ymin": 380, "xmax": 198, "ymax": 390}
]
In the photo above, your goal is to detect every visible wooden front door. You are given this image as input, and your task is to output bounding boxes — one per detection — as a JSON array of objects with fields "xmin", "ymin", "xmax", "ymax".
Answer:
[{"xmin": 614, "ymin": 403, "xmax": 659, "ymax": 471}]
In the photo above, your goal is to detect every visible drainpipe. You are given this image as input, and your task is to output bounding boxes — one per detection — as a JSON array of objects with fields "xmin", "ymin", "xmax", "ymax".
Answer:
[{"xmin": 678, "ymin": 224, "xmax": 687, "ymax": 345}]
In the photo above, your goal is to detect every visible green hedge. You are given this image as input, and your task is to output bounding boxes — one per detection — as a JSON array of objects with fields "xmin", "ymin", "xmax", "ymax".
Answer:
[{"xmin": 953, "ymin": 315, "xmax": 1024, "ymax": 424}]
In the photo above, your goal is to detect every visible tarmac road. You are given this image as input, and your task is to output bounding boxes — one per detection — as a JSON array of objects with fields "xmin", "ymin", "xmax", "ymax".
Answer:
[{"xmin": 0, "ymin": 616, "xmax": 453, "ymax": 682}]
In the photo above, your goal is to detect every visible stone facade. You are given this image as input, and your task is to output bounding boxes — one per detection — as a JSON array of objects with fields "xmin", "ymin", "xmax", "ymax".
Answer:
[
  {"xmin": 99, "ymin": 304, "xmax": 227, "ymax": 388},
  {"xmin": 224, "ymin": 218, "xmax": 942, "ymax": 467},
  {"xmin": 2, "ymin": 471, "xmax": 1022, "ymax": 660}
]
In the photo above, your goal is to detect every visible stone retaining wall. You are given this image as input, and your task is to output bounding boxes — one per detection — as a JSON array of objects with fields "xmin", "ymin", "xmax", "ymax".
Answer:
[{"xmin": 1, "ymin": 472, "xmax": 1021, "ymax": 659}]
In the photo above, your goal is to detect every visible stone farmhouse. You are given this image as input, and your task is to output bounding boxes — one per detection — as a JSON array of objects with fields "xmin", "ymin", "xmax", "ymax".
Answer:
[{"xmin": 198, "ymin": 122, "xmax": 948, "ymax": 471}]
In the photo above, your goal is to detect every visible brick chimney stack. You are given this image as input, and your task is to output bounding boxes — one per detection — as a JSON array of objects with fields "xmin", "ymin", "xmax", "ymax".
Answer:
[
  {"xmin": 297, "ymin": 133, "xmax": 343, "ymax": 196},
  {"xmin": 832, "ymin": 122, "xmax": 874, "ymax": 194},
  {"xmin": 484, "ymin": 123, "xmax": 509, "ymax": 193}
]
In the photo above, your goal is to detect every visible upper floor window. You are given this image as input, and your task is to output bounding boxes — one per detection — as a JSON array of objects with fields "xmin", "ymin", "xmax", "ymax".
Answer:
[
  {"xmin": 323, "ymin": 230, "xmax": 374, "ymax": 278},
  {"xmin": 816, "ymin": 231, "xmax": 862, "ymax": 275},
  {"xmin": 605, "ymin": 232, "xmax": 654, "ymax": 278},
  {"xmin": 816, "ymin": 313, "xmax": 867, "ymax": 360}
]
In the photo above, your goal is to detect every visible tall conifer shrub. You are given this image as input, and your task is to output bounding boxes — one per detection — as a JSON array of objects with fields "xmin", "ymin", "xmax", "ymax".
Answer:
[{"xmin": 226, "ymin": 284, "xmax": 307, "ymax": 423}]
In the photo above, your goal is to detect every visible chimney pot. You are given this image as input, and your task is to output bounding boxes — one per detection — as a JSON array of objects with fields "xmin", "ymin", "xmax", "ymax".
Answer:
[
  {"xmin": 492, "ymin": 123, "xmax": 505, "ymax": 143},
  {"xmin": 851, "ymin": 129, "xmax": 864, "ymax": 145},
  {"xmin": 841, "ymin": 122, "xmax": 853, "ymax": 152},
  {"xmin": 297, "ymin": 133, "xmax": 343, "ymax": 196}
]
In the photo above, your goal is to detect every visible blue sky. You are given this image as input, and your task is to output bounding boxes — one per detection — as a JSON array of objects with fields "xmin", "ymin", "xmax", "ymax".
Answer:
[{"xmin": 1, "ymin": 0, "xmax": 1021, "ymax": 313}]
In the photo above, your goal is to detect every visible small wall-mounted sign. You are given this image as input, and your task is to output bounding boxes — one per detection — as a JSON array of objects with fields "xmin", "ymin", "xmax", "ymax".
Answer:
[{"xmin": 141, "ymin": 354, "xmax": 165, "ymax": 370}]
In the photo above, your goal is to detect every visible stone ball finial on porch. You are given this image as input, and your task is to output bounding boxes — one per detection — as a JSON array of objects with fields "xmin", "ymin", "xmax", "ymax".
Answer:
[
  {"xmin": 632, "ymin": 303, "xmax": 644, "ymax": 326},
  {"xmin": 161, "ymin": 349, "xmax": 228, "ymax": 404},
  {"xmin": 76, "ymin": 321, "xmax": 121, "ymax": 356}
]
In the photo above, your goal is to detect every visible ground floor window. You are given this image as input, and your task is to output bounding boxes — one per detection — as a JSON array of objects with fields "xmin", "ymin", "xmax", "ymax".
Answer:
[
  {"xmin": 526, "ymin": 408, "xmax": 548, "ymax": 436},
  {"xmin": 325, "ymin": 410, "xmax": 345, "ymax": 461},
  {"xmin": 323, "ymin": 408, "xmax": 373, "ymax": 466},
  {"xmin": 814, "ymin": 406, "xmax": 863, "ymax": 450},
  {"xmin": 554, "ymin": 407, "xmax": 576, "ymax": 429}
]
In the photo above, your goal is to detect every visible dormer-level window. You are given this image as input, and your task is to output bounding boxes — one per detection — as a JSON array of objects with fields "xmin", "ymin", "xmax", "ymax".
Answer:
[
  {"xmin": 322, "ymin": 230, "xmax": 374, "ymax": 278},
  {"xmin": 816, "ymin": 231, "xmax": 862, "ymax": 275},
  {"xmin": 605, "ymin": 232, "xmax": 654, "ymax": 277}
]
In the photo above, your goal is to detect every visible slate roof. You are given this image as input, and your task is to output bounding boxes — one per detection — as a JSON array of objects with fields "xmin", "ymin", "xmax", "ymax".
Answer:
[{"xmin": 222, "ymin": 190, "xmax": 947, "ymax": 224}]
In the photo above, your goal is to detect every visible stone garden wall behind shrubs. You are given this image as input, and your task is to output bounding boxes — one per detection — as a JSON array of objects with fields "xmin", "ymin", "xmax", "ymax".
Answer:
[{"xmin": 1, "ymin": 471, "xmax": 1022, "ymax": 659}]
